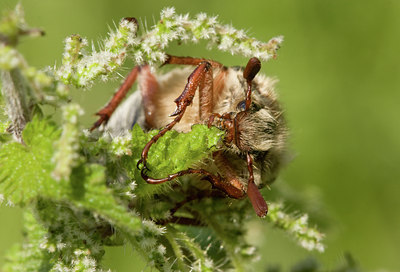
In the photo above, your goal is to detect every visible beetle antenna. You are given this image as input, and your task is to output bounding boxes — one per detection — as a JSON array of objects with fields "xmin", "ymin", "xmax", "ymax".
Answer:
[{"xmin": 243, "ymin": 57, "xmax": 261, "ymax": 111}]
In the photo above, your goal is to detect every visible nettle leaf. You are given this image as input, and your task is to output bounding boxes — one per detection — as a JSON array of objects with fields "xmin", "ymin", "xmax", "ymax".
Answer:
[
  {"xmin": 166, "ymin": 226, "xmax": 214, "ymax": 271},
  {"xmin": 136, "ymin": 124, "xmax": 224, "ymax": 178},
  {"xmin": 124, "ymin": 124, "xmax": 224, "ymax": 197},
  {"xmin": 69, "ymin": 163, "xmax": 143, "ymax": 236},
  {"xmin": 4, "ymin": 204, "xmax": 108, "ymax": 272},
  {"xmin": 0, "ymin": 117, "xmax": 61, "ymax": 204},
  {"xmin": 3, "ymin": 210, "xmax": 53, "ymax": 272}
]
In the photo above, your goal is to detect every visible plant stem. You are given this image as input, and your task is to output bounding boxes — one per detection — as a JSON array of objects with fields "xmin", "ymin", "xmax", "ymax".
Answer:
[{"xmin": 0, "ymin": 68, "xmax": 31, "ymax": 142}]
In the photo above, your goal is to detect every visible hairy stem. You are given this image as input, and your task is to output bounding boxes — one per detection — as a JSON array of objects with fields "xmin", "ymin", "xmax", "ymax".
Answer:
[{"xmin": 0, "ymin": 68, "xmax": 31, "ymax": 142}]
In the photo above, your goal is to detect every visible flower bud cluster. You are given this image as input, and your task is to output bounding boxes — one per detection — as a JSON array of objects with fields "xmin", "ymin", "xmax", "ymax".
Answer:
[
  {"xmin": 268, "ymin": 202, "xmax": 325, "ymax": 252},
  {"xmin": 57, "ymin": 7, "xmax": 282, "ymax": 87},
  {"xmin": 52, "ymin": 104, "xmax": 84, "ymax": 181},
  {"xmin": 57, "ymin": 19, "xmax": 138, "ymax": 87}
]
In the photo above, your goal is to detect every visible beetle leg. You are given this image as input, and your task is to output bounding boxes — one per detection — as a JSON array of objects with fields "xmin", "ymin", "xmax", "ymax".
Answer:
[
  {"xmin": 206, "ymin": 113, "xmax": 222, "ymax": 128},
  {"xmin": 141, "ymin": 165, "xmax": 245, "ymax": 200},
  {"xmin": 142, "ymin": 148, "xmax": 268, "ymax": 217},
  {"xmin": 198, "ymin": 62, "xmax": 214, "ymax": 119},
  {"xmin": 162, "ymin": 54, "xmax": 223, "ymax": 119},
  {"xmin": 213, "ymin": 150, "xmax": 269, "ymax": 217},
  {"xmin": 163, "ymin": 54, "xmax": 224, "ymax": 69},
  {"xmin": 137, "ymin": 61, "xmax": 212, "ymax": 169},
  {"xmin": 246, "ymin": 153, "xmax": 268, "ymax": 217},
  {"xmin": 91, "ymin": 66, "xmax": 141, "ymax": 131},
  {"xmin": 138, "ymin": 66, "xmax": 160, "ymax": 128},
  {"xmin": 163, "ymin": 55, "xmax": 228, "ymax": 115}
]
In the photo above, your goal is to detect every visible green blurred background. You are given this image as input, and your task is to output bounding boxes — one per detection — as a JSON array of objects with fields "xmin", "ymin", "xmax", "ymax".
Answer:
[{"xmin": 1, "ymin": 0, "xmax": 399, "ymax": 271}]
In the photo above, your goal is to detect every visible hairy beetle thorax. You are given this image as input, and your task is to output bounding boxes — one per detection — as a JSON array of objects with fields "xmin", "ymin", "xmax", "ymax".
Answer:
[{"xmin": 212, "ymin": 68, "xmax": 285, "ymax": 152}]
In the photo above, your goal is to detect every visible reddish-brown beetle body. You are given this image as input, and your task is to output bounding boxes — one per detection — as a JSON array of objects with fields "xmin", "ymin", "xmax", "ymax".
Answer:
[{"xmin": 94, "ymin": 55, "xmax": 286, "ymax": 217}]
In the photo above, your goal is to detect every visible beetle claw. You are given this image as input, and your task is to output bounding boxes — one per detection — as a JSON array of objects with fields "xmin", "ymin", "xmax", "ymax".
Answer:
[
  {"xmin": 91, "ymin": 113, "xmax": 109, "ymax": 131},
  {"xmin": 137, "ymin": 159, "xmax": 143, "ymax": 170},
  {"xmin": 137, "ymin": 159, "xmax": 151, "ymax": 172}
]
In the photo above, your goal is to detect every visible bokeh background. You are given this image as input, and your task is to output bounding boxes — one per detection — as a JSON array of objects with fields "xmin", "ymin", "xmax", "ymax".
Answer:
[{"xmin": 1, "ymin": 0, "xmax": 400, "ymax": 271}]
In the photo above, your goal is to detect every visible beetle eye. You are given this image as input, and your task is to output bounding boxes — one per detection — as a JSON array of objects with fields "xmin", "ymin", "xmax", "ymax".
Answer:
[{"xmin": 236, "ymin": 100, "xmax": 246, "ymax": 111}]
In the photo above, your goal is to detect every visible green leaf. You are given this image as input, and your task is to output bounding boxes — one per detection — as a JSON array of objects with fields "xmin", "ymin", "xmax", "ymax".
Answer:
[
  {"xmin": 4, "ymin": 203, "xmax": 108, "ymax": 272},
  {"xmin": 167, "ymin": 226, "xmax": 214, "ymax": 272},
  {"xmin": 110, "ymin": 124, "xmax": 224, "ymax": 198},
  {"xmin": 3, "ymin": 210, "xmax": 53, "ymax": 272},
  {"xmin": 69, "ymin": 163, "xmax": 143, "ymax": 236},
  {"xmin": 189, "ymin": 197, "xmax": 257, "ymax": 271},
  {"xmin": 129, "ymin": 123, "xmax": 224, "ymax": 174},
  {"xmin": 0, "ymin": 116, "xmax": 61, "ymax": 204},
  {"xmin": 144, "ymin": 124, "xmax": 223, "ymax": 177},
  {"xmin": 164, "ymin": 227, "xmax": 188, "ymax": 271}
]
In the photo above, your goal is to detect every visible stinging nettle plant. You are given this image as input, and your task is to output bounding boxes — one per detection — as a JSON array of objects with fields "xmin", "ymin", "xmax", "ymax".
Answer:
[{"xmin": 0, "ymin": 5, "xmax": 324, "ymax": 271}]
